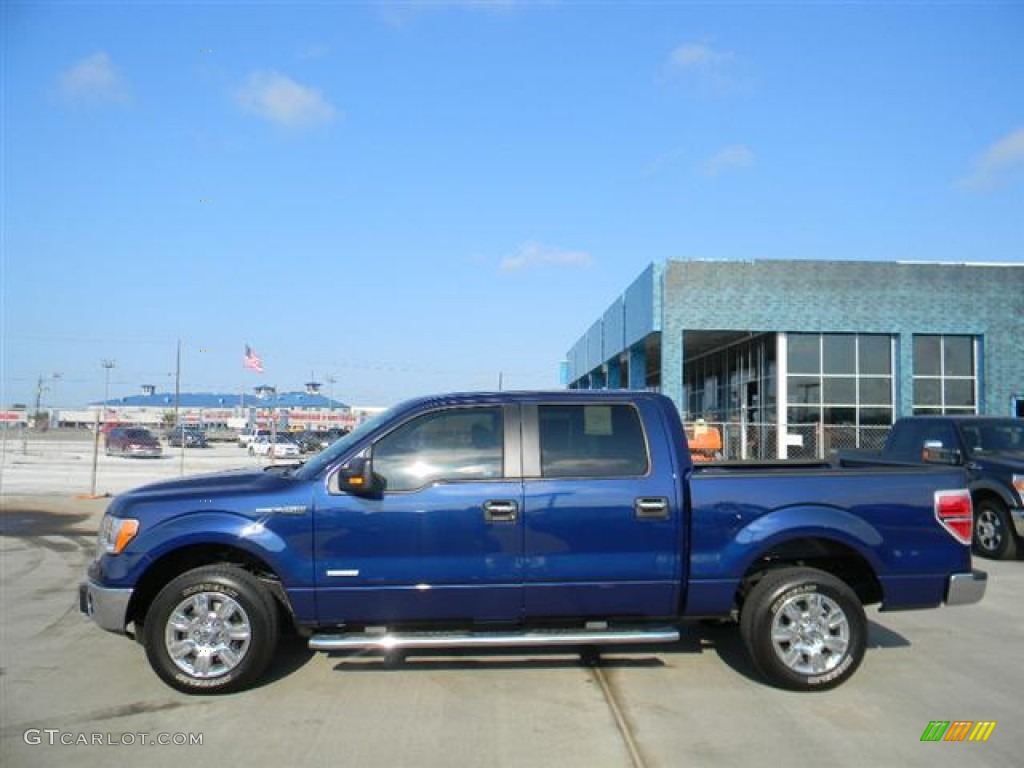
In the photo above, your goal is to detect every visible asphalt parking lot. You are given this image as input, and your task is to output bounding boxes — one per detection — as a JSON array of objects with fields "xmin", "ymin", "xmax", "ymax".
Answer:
[{"xmin": 1, "ymin": 435, "xmax": 1022, "ymax": 767}]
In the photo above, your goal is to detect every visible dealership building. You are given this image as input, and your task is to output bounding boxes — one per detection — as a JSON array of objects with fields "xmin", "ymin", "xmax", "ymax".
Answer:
[
  {"xmin": 565, "ymin": 259, "xmax": 1024, "ymax": 460},
  {"xmin": 57, "ymin": 385, "xmax": 361, "ymax": 432}
]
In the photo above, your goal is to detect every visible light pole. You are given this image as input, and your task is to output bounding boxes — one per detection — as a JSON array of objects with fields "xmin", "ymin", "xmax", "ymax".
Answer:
[
  {"xmin": 89, "ymin": 360, "xmax": 116, "ymax": 497},
  {"xmin": 101, "ymin": 359, "xmax": 116, "ymax": 426}
]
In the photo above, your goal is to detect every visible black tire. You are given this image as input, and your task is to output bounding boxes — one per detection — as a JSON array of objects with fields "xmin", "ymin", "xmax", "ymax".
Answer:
[
  {"xmin": 142, "ymin": 565, "xmax": 279, "ymax": 694},
  {"xmin": 973, "ymin": 498, "xmax": 1018, "ymax": 560},
  {"xmin": 739, "ymin": 567, "xmax": 866, "ymax": 691}
]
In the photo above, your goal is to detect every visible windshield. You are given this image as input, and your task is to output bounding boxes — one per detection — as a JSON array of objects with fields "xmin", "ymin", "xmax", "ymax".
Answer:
[
  {"xmin": 960, "ymin": 420, "xmax": 1024, "ymax": 455},
  {"xmin": 294, "ymin": 407, "xmax": 397, "ymax": 480}
]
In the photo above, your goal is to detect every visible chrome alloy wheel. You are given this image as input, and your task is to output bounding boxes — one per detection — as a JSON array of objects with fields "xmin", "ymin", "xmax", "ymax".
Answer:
[
  {"xmin": 975, "ymin": 506, "xmax": 1003, "ymax": 553},
  {"xmin": 164, "ymin": 592, "xmax": 252, "ymax": 679},
  {"xmin": 770, "ymin": 592, "xmax": 850, "ymax": 676}
]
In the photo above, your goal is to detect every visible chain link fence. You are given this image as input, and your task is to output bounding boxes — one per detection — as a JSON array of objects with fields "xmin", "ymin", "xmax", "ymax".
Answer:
[{"xmin": 684, "ymin": 421, "xmax": 892, "ymax": 462}]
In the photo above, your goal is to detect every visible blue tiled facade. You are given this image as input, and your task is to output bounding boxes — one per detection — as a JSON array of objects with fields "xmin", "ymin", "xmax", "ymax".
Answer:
[{"xmin": 566, "ymin": 259, "xmax": 1024, "ymax": 418}]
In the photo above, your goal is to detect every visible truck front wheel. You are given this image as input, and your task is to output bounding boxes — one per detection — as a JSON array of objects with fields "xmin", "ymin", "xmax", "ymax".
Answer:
[
  {"xmin": 142, "ymin": 565, "xmax": 279, "ymax": 694},
  {"xmin": 740, "ymin": 567, "xmax": 866, "ymax": 691},
  {"xmin": 973, "ymin": 498, "xmax": 1018, "ymax": 560}
]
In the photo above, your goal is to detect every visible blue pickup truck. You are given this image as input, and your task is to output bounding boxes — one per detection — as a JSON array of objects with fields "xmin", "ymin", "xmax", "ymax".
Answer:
[{"xmin": 80, "ymin": 391, "xmax": 986, "ymax": 694}]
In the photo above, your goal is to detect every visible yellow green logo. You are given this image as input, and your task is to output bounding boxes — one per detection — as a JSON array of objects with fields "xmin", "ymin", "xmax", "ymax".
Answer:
[{"xmin": 920, "ymin": 721, "xmax": 996, "ymax": 742}]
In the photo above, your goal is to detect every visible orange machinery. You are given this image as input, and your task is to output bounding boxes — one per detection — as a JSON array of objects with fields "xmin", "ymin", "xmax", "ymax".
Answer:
[{"xmin": 685, "ymin": 421, "xmax": 722, "ymax": 463}]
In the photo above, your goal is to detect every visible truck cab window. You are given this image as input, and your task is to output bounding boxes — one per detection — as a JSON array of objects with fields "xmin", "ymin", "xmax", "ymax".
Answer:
[
  {"xmin": 372, "ymin": 407, "xmax": 504, "ymax": 492},
  {"xmin": 538, "ymin": 404, "xmax": 649, "ymax": 478},
  {"xmin": 888, "ymin": 421, "xmax": 958, "ymax": 460}
]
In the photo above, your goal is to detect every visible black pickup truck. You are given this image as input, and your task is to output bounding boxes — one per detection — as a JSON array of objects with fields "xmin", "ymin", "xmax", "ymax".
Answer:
[{"xmin": 844, "ymin": 416, "xmax": 1024, "ymax": 560}]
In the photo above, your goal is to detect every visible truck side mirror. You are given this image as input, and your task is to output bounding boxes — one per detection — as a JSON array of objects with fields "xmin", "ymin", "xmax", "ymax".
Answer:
[
  {"xmin": 334, "ymin": 456, "xmax": 377, "ymax": 495},
  {"xmin": 922, "ymin": 441, "xmax": 962, "ymax": 466}
]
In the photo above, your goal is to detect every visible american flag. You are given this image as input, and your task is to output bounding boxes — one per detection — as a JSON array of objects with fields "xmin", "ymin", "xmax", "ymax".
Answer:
[{"xmin": 243, "ymin": 344, "xmax": 264, "ymax": 373}]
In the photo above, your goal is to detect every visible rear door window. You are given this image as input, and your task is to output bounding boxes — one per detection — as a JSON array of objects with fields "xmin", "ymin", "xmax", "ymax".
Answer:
[{"xmin": 538, "ymin": 404, "xmax": 649, "ymax": 478}]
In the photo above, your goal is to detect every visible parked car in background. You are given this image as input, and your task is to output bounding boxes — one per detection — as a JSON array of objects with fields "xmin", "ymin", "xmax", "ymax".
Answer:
[
  {"xmin": 294, "ymin": 430, "xmax": 326, "ymax": 454},
  {"xmin": 317, "ymin": 427, "xmax": 349, "ymax": 450},
  {"xmin": 843, "ymin": 415, "xmax": 1024, "ymax": 560},
  {"xmin": 204, "ymin": 426, "xmax": 238, "ymax": 443},
  {"xmin": 248, "ymin": 434, "xmax": 300, "ymax": 459},
  {"xmin": 105, "ymin": 427, "xmax": 162, "ymax": 458},
  {"xmin": 238, "ymin": 428, "xmax": 270, "ymax": 448},
  {"xmin": 165, "ymin": 426, "xmax": 208, "ymax": 448}
]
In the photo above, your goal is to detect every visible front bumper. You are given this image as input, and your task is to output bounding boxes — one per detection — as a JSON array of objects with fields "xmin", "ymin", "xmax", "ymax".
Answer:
[
  {"xmin": 945, "ymin": 570, "xmax": 987, "ymax": 606},
  {"xmin": 79, "ymin": 579, "xmax": 133, "ymax": 634}
]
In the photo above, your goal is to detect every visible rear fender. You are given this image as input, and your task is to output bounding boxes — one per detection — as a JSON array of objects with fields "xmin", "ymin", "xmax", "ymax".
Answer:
[{"xmin": 684, "ymin": 506, "xmax": 885, "ymax": 616}]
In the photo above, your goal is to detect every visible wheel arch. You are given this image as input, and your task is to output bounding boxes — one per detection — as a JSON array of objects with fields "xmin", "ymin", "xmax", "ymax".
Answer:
[
  {"xmin": 126, "ymin": 544, "xmax": 293, "ymax": 631},
  {"xmin": 971, "ymin": 486, "xmax": 1013, "ymax": 511},
  {"xmin": 736, "ymin": 536, "xmax": 884, "ymax": 610}
]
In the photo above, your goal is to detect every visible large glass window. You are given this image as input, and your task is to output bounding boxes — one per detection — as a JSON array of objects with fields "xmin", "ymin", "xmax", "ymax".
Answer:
[
  {"xmin": 372, "ymin": 407, "xmax": 503, "ymax": 492},
  {"xmin": 912, "ymin": 335, "xmax": 977, "ymax": 415},
  {"xmin": 788, "ymin": 334, "xmax": 820, "ymax": 374},
  {"xmin": 786, "ymin": 333, "xmax": 895, "ymax": 445},
  {"xmin": 539, "ymin": 404, "xmax": 648, "ymax": 478}
]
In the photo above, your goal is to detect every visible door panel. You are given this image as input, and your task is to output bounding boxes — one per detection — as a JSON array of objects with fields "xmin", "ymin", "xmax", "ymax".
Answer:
[
  {"xmin": 522, "ymin": 401, "xmax": 683, "ymax": 618},
  {"xmin": 313, "ymin": 480, "xmax": 524, "ymax": 623},
  {"xmin": 313, "ymin": 404, "xmax": 525, "ymax": 624}
]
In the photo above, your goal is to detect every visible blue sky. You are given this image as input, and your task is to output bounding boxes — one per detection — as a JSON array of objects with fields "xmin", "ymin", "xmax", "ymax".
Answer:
[{"xmin": 3, "ymin": 1, "xmax": 1022, "ymax": 410}]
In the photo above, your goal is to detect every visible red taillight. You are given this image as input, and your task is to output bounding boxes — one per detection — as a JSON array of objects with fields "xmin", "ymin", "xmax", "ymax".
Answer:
[{"xmin": 935, "ymin": 489, "xmax": 973, "ymax": 545}]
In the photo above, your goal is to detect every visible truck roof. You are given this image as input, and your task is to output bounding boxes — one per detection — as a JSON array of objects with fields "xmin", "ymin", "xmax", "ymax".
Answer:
[{"xmin": 394, "ymin": 390, "xmax": 671, "ymax": 411}]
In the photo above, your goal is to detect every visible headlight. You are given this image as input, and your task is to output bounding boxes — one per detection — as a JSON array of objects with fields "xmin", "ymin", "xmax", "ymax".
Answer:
[
  {"xmin": 1013, "ymin": 475, "xmax": 1024, "ymax": 506},
  {"xmin": 96, "ymin": 515, "xmax": 140, "ymax": 556}
]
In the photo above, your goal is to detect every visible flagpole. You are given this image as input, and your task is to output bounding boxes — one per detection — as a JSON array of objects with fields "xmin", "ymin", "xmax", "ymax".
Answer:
[{"xmin": 240, "ymin": 343, "xmax": 246, "ymax": 423}]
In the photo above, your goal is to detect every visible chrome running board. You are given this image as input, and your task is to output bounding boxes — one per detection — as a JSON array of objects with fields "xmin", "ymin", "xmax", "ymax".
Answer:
[{"xmin": 308, "ymin": 626, "xmax": 680, "ymax": 652}]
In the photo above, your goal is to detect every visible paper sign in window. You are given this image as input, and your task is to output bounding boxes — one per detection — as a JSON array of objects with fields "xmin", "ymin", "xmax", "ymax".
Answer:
[{"xmin": 584, "ymin": 406, "xmax": 613, "ymax": 436}]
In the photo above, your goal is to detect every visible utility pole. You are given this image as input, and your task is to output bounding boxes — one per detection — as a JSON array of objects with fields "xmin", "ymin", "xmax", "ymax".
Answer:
[
  {"xmin": 33, "ymin": 372, "xmax": 62, "ymax": 428},
  {"xmin": 34, "ymin": 375, "xmax": 46, "ymax": 425}
]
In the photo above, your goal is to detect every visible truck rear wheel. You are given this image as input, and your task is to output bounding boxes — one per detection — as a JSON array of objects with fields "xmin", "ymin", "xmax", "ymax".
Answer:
[
  {"xmin": 740, "ymin": 567, "xmax": 866, "ymax": 691},
  {"xmin": 973, "ymin": 498, "xmax": 1018, "ymax": 560},
  {"xmin": 142, "ymin": 565, "xmax": 279, "ymax": 694}
]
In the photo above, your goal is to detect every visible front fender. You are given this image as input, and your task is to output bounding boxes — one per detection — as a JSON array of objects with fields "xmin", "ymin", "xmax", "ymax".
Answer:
[
  {"xmin": 95, "ymin": 510, "xmax": 314, "ymax": 590},
  {"xmin": 969, "ymin": 478, "xmax": 1019, "ymax": 509}
]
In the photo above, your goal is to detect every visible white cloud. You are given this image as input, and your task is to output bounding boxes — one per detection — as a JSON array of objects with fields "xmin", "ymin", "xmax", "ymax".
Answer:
[
  {"xmin": 703, "ymin": 145, "xmax": 755, "ymax": 177},
  {"xmin": 500, "ymin": 242, "xmax": 593, "ymax": 273},
  {"xmin": 57, "ymin": 52, "xmax": 129, "ymax": 104},
  {"xmin": 669, "ymin": 42, "xmax": 730, "ymax": 72},
  {"xmin": 960, "ymin": 127, "xmax": 1024, "ymax": 191},
  {"xmin": 664, "ymin": 41, "xmax": 747, "ymax": 96},
  {"xmin": 235, "ymin": 71, "xmax": 338, "ymax": 128}
]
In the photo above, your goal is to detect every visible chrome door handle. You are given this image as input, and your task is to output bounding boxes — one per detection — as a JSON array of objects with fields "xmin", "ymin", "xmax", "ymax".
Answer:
[
  {"xmin": 484, "ymin": 500, "xmax": 518, "ymax": 523},
  {"xmin": 635, "ymin": 497, "xmax": 669, "ymax": 520}
]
